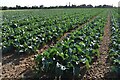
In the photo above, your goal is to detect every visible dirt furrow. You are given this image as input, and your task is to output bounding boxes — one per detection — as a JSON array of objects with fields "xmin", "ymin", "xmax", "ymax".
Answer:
[
  {"xmin": 82, "ymin": 14, "xmax": 111, "ymax": 79},
  {"xmin": 2, "ymin": 14, "xmax": 98, "ymax": 79}
]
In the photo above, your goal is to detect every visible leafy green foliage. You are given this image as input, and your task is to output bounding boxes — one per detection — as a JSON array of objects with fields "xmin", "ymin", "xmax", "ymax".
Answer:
[
  {"xmin": 2, "ymin": 9, "xmax": 104, "ymax": 54},
  {"xmin": 35, "ymin": 11, "xmax": 107, "ymax": 78},
  {"xmin": 109, "ymin": 10, "xmax": 120, "ymax": 74}
]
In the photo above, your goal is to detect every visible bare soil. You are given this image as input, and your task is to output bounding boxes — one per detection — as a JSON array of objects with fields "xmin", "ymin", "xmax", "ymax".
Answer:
[
  {"xmin": 2, "ymin": 14, "xmax": 98, "ymax": 79},
  {"xmin": 82, "ymin": 15, "xmax": 112, "ymax": 79}
]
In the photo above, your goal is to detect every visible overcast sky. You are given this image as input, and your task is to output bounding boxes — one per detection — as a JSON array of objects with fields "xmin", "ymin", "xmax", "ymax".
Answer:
[{"xmin": 0, "ymin": 0, "xmax": 120, "ymax": 7}]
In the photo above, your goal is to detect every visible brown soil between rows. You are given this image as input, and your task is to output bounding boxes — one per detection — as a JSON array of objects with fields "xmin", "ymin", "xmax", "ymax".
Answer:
[
  {"xmin": 82, "ymin": 14, "xmax": 112, "ymax": 79},
  {"xmin": 2, "ymin": 14, "xmax": 98, "ymax": 79}
]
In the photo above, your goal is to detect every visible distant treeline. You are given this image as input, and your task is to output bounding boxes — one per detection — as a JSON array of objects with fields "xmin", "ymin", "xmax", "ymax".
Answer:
[{"xmin": 1, "ymin": 4, "xmax": 113, "ymax": 10}]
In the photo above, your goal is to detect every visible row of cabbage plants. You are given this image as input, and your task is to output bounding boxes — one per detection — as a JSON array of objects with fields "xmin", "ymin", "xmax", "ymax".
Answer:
[
  {"xmin": 109, "ymin": 10, "xmax": 120, "ymax": 75},
  {"xmin": 2, "ymin": 9, "xmax": 104, "ymax": 54},
  {"xmin": 35, "ymin": 11, "xmax": 108, "ymax": 79}
]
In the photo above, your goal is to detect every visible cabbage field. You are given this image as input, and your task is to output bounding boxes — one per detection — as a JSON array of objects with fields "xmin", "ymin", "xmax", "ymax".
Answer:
[
  {"xmin": 1, "ymin": 8, "xmax": 120, "ymax": 79},
  {"xmin": 2, "ymin": 9, "xmax": 102, "ymax": 54}
]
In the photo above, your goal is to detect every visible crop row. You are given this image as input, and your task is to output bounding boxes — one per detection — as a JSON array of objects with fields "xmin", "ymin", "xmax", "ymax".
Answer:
[
  {"xmin": 109, "ymin": 10, "xmax": 120, "ymax": 74},
  {"xmin": 2, "ymin": 9, "xmax": 102, "ymax": 27},
  {"xmin": 2, "ymin": 9, "xmax": 104, "ymax": 54},
  {"xmin": 35, "ymin": 11, "xmax": 108, "ymax": 78}
]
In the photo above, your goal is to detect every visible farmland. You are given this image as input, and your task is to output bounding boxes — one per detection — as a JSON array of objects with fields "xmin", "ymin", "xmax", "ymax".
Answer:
[
  {"xmin": 2, "ymin": 9, "xmax": 102, "ymax": 54},
  {"xmin": 1, "ymin": 8, "xmax": 120, "ymax": 79}
]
